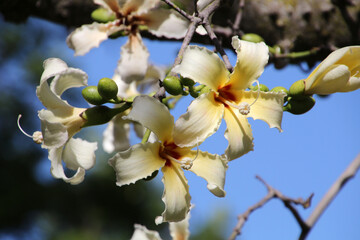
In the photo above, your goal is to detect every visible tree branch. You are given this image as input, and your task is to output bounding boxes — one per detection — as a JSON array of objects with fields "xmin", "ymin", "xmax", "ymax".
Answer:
[
  {"xmin": 228, "ymin": 176, "xmax": 312, "ymax": 240},
  {"xmin": 299, "ymin": 154, "xmax": 360, "ymax": 240}
]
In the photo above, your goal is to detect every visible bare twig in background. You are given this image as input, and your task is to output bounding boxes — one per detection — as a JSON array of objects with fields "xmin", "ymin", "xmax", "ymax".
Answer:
[
  {"xmin": 161, "ymin": 0, "xmax": 193, "ymax": 21},
  {"xmin": 228, "ymin": 176, "xmax": 312, "ymax": 240},
  {"xmin": 233, "ymin": 0, "xmax": 245, "ymax": 33},
  {"xmin": 299, "ymin": 154, "xmax": 360, "ymax": 240}
]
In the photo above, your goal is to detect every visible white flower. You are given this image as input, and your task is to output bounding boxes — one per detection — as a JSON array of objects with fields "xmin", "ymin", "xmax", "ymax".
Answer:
[
  {"xmin": 36, "ymin": 58, "xmax": 97, "ymax": 184},
  {"xmin": 304, "ymin": 46, "xmax": 360, "ymax": 95},
  {"xmin": 67, "ymin": 0, "xmax": 188, "ymax": 83},
  {"xmin": 102, "ymin": 64, "xmax": 165, "ymax": 153},
  {"xmin": 109, "ymin": 96, "xmax": 227, "ymax": 224}
]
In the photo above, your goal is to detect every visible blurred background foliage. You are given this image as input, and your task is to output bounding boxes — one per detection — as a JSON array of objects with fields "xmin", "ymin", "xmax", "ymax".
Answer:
[{"xmin": 0, "ymin": 15, "xmax": 227, "ymax": 240}]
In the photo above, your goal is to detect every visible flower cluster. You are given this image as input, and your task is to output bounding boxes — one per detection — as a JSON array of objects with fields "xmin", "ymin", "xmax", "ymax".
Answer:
[{"xmin": 22, "ymin": 0, "xmax": 360, "ymax": 228}]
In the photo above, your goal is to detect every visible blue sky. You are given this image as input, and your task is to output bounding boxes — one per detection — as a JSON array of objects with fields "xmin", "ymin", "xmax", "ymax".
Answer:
[{"xmin": 25, "ymin": 18, "xmax": 360, "ymax": 239}]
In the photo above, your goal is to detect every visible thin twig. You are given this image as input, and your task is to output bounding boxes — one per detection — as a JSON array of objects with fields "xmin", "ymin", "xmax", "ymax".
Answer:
[
  {"xmin": 171, "ymin": 20, "xmax": 200, "ymax": 68},
  {"xmin": 299, "ymin": 154, "xmax": 360, "ymax": 240},
  {"xmin": 228, "ymin": 176, "xmax": 311, "ymax": 240},
  {"xmin": 233, "ymin": 0, "xmax": 245, "ymax": 32},
  {"xmin": 161, "ymin": 0, "xmax": 193, "ymax": 21},
  {"xmin": 203, "ymin": 22, "xmax": 233, "ymax": 72}
]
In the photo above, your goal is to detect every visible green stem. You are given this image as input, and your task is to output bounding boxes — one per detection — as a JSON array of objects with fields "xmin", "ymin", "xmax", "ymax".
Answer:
[{"xmin": 141, "ymin": 129, "xmax": 151, "ymax": 143}]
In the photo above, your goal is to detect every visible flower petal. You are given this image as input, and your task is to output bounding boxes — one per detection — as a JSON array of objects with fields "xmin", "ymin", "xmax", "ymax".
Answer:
[
  {"xmin": 39, "ymin": 110, "xmax": 68, "ymax": 149},
  {"xmin": 38, "ymin": 108, "xmax": 86, "ymax": 148},
  {"xmin": 62, "ymin": 137, "xmax": 97, "ymax": 170},
  {"xmin": 156, "ymin": 163, "xmax": 191, "ymax": 224},
  {"xmin": 109, "ymin": 142, "xmax": 165, "ymax": 186},
  {"xmin": 37, "ymin": 58, "xmax": 74, "ymax": 110},
  {"xmin": 172, "ymin": 46, "xmax": 229, "ymax": 91},
  {"xmin": 116, "ymin": 33, "xmax": 149, "ymax": 83},
  {"xmin": 228, "ymin": 37, "xmax": 269, "ymax": 90},
  {"xmin": 124, "ymin": 95, "xmax": 174, "ymax": 143},
  {"xmin": 241, "ymin": 91, "xmax": 285, "ymax": 131},
  {"xmin": 94, "ymin": 0, "xmax": 120, "ymax": 12},
  {"xmin": 305, "ymin": 46, "xmax": 360, "ymax": 92},
  {"xmin": 188, "ymin": 150, "xmax": 228, "ymax": 197},
  {"xmin": 169, "ymin": 206, "xmax": 191, "ymax": 240},
  {"xmin": 223, "ymin": 107, "xmax": 253, "ymax": 161},
  {"xmin": 142, "ymin": 9, "xmax": 189, "ymax": 39},
  {"xmin": 103, "ymin": 115, "xmax": 131, "ymax": 153},
  {"xmin": 121, "ymin": 0, "xmax": 159, "ymax": 16},
  {"xmin": 49, "ymin": 147, "xmax": 86, "ymax": 185},
  {"xmin": 173, "ymin": 92, "xmax": 224, "ymax": 148},
  {"xmin": 306, "ymin": 64, "xmax": 351, "ymax": 95},
  {"xmin": 130, "ymin": 224, "xmax": 162, "ymax": 240},
  {"xmin": 66, "ymin": 22, "xmax": 123, "ymax": 56}
]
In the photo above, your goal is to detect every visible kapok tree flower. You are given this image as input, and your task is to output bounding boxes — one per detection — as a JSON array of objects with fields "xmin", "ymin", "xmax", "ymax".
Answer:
[
  {"xmin": 103, "ymin": 64, "xmax": 164, "ymax": 153},
  {"xmin": 172, "ymin": 36, "xmax": 285, "ymax": 161},
  {"xmin": 302, "ymin": 46, "xmax": 360, "ymax": 95},
  {"xmin": 109, "ymin": 95, "xmax": 227, "ymax": 224},
  {"xmin": 35, "ymin": 58, "xmax": 97, "ymax": 184},
  {"xmin": 67, "ymin": 0, "xmax": 189, "ymax": 83}
]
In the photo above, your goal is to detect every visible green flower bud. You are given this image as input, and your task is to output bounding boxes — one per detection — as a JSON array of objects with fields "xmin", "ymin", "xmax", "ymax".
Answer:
[
  {"xmin": 82, "ymin": 103, "xmax": 131, "ymax": 127},
  {"xmin": 82, "ymin": 86, "xmax": 106, "ymax": 105},
  {"xmin": 271, "ymin": 86, "xmax": 289, "ymax": 95},
  {"xmin": 283, "ymin": 96, "xmax": 315, "ymax": 115},
  {"xmin": 241, "ymin": 33, "xmax": 264, "ymax": 43},
  {"xmin": 189, "ymin": 87, "xmax": 199, "ymax": 98},
  {"xmin": 289, "ymin": 79, "xmax": 305, "ymax": 96},
  {"xmin": 98, "ymin": 77, "xmax": 118, "ymax": 100},
  {"xmin": 144, "ymin": 170, "xmax": 158, "ymax": 181},
  {"xmin": 180, "ymin": 76, "xmax": 195, "ymax": 86},
  {"xmin": 251, "ymin": 84, "xmax": 269, "ymax": 92},
  {"xmin": 91, "ymin": 8, "xmax": 116, "ymax": 23},
  {"xmin": 163, "ymin": 76, "xmax": 183, "ymax": 95},
  {"xmin": 199, "ymin": 86, "xmax": 211, "ymax": 95}
]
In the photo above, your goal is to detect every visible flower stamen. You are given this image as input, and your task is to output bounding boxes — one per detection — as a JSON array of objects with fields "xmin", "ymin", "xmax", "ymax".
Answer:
[
  {"xmin": 218, "ymin": 80, "xmax": 261, "ymax": 115},
  {"xmin": 17, "ymin": 114, "xmax": 43, "ymax": 144}
]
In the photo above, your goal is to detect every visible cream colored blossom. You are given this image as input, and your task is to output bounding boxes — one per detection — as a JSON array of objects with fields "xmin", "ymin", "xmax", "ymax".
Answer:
[
  {"xmin": 67, "ymin": 0, "xmax": 188, "ymax": 83},
  {"xmin": 172, "ymin": 36, "xmax": 285, "ymax": 161},
  {"xmin": 109, "ymin": 96, "xmax": 227, "ymax": 224},
  {"xmin": 304, "ymin": 46, "xmax": 360, "ymax": 95},
  {"xmin": 35, "ymin": 58, "xmax": 97, "ymax": 184},
  {"xmin": 102, "ymin": 64, "xmax": 164, "ymax": 153}
]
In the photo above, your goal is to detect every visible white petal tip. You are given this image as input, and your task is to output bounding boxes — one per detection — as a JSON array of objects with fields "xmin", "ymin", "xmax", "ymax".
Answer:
[
  {"xmin": 155, "ymin": 216, "xmax": 163, "ymax": 225},
  {"xmin": 207, "ymin": 184, "xmax": 226, "ymax": 197}
]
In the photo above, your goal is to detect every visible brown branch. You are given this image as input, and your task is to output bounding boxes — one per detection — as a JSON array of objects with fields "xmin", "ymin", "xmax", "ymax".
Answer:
[
  {"xmin": 228, "ymin": 176, "xmax": 312, "ymax": 240},
  {"xmin": 299, "ymin": 154, "xmax": 360, "ymax": 240},
  {"xmin": 232, "ymin": 0, "xmax": 245, "ymax": 32},
  {"xmin": 161, "ymin": 0, "xmax": 193, "ymax": 21}
]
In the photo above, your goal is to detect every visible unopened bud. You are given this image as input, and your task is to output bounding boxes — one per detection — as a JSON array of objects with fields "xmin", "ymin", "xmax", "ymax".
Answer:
[
  {"xmin": 98, "ymin": 77, "xmax": 118, "ymax": 100},
  {"xmin": 271, "ymin": 86, "xmax": 289, "ymax": 95},
  {"xmin": 163, "ymin": 76, "xmax": 183, "ymax": 95},
  {"xmin": 251, "ymin": 84, "xmax": 269, "ymax": 92},
  {"xmin": 241, "ymin": 33, "xmax": 264, "ymax": 43},
  {"xmin": 91, "ymin": 8, "xmax": 116, "ymax": 23},
  {"xmin": 82, "ymin": 86, "xmax": 106, "ymax": 105},
  {"xmin": 283, "ymin": 96, "xmax": 315, "ymax": 115},
  {"xmin": 82, "ymin": 103, "xmax": 131, "ymax": 127},
  {"xmin": 289, "ymin": 80, "xmax": 305, "ymax": 96},
  {"xmin": 180, "ymin": 76, "xmax": 195, "ymax": 86}
]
